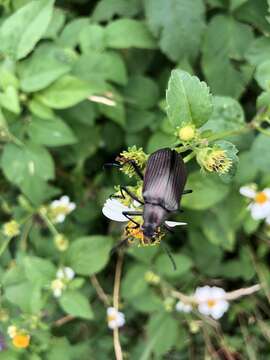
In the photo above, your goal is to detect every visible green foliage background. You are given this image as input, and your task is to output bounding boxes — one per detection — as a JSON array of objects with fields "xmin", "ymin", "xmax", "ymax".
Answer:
[{"xmin": 0, "ymin": 0, "xmax": 270, "ymax": 359}]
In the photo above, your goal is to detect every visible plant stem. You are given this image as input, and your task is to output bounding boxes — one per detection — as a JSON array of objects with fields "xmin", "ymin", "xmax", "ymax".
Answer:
[
  {"xmin": 183, "ymin": 152, "xmax": 196, "ymax": 163},
  {"xmin": 38, "ymin": 209, "xmax": 59, "ymax": 236},
  {"xmin": 113, "ymin": 252, "xmax": 124, "ymax": 360},
  {"xmin": 0, "ymin": 236, "xmax": 12, "ymax": 257},
  {"xmin": 90, "ymin": 275, "xmax": 110, "ymax": 306},
  {"xmin": 206, "ymin": 126, "xmax": 250, "ymax": 142}
]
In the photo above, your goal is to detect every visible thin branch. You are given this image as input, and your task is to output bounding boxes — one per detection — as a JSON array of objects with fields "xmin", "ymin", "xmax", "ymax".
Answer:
[
  {"xmin": 113, "ymin": 252, "xmax": 124, "ymax": 360},
  {"xmin": 90, "ymin": 275, "xmax": 110, "ymax": 306},
  {"xmin": 53, "ymin": 315, "xmax": 75, "ymax": 327}
]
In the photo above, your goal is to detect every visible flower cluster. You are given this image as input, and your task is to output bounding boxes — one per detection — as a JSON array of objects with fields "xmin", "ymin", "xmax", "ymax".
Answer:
[
  {"xmin": 48, "ymin": 196, "xmax": 76, "ymax": 224},
  {"xmin": 116, "ymin": 146, "xmax": 148, "ymax": 178},
  {"xmin": 7, "ymin": 326, "xmax": 30, "ymax": 349},
  {"xmin": 240, "ymin": 185, "xmax": 270, "ymax": 223},
  {"xmin": 175, "ymin": 286, "xmax": 229, "ymax": 320},
  {"xmin": 107, "ymin": 307, "xmax": 125, "ymax": 330},
  {"xmin": 51, "ymin": 267, "xmax": 75, "ymax": 298}
]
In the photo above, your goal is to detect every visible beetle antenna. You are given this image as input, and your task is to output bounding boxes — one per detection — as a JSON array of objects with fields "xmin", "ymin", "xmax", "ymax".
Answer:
[{"xmin": 160, "ymin": 242, "xmax": 177, "ymax": 271}]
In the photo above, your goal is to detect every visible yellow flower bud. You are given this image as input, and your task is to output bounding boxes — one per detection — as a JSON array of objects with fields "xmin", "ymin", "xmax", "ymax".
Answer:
[
  {"xmin": 54, "ymin": 234, "xmax": 69, "ymax": 251},
  {"xmin": 12, "ymin": 333, "xmax": 30, "ymax": 349},
  {"xmin": 144, "ymin": 271, "xmax": 160, "ymax": 285},
  {"xmin": 2, "ymin": 220, "xmax": 20, "ymax": 238},
  {"xmin": 178, "ymin": 125, "xmax": 196, "ymax": 142},
  {"xmin": 163, "ymin": 297, "xmax": 175, "ymax": 312}
]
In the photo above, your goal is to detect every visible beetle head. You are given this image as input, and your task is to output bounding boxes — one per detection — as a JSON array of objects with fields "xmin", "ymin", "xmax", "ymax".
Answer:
[{"xmin": 142, "ymin": 203, "xmax": 168, "ymax": 241}]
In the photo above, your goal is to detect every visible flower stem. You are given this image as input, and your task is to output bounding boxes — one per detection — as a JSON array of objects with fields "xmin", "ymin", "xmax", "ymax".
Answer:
[
  {"xmin": 0, "ymin": 236, "xmax": 12, "ymax": 257},
  {"xmin": 113, "ymin": 252, "xmax": 124, "ymax": 360},
  {"xmin": 38, "ymin": 209, "xmax": 59, "ymax": 237},
  {"xmin": 183, "ymin": 152, "xmax": 196, "ymax": 163},
  {"xmin": 206, "ymin": 126, "xmax": 249, "ymax": 142}
]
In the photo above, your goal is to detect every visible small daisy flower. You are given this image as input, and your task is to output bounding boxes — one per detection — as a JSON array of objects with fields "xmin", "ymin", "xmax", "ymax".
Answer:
[
  {"xmin": 107, "ymin": 307, "xmax": 125, "ymax": 330},
  {"xmin": 194, "ymin": 286, "xmax": 229, "ymax": 320},
  {"xmin": 49, "ymin": 196, "xmax": 76, "ymax": 224},
  {"xmin": 175, "ymin": 301, "xmax": 192, "ymax": 313},
  {"xmin": 12, "ymin": 333, "xmax": 30, "ymax": 349},
  {"xmin": 51, "ymin": 279, "xmax": 66, "ymax": 298},
  {"xmin": 240, "ymin": 185, "xmax": 270, "ymax": 221},
  {"xmin": 102, "ymin": 198, "xmax": 187, "ymax": 228},
  {"xmin": 56, "ymin": 267, "xmax": 75, "ymax": 281},
  {"xmin": 7, "ymin": 325, "xmax": 17, "ymax": 339},
  {"xmin": 2, "ymin": 220, "xmax": 20, "ymax": 238}
]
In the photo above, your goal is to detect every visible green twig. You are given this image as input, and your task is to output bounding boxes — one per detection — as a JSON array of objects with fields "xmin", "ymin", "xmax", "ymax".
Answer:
[
  {"xmin": 38, "ymin": 209, "xmax": 59, "ymax": 236},
  {"xmin": 183, "ymin": 152, "xmax": 196, "ymax": 163}
]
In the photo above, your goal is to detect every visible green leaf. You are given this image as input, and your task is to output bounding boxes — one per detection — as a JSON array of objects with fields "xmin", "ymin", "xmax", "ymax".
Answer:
[
  {"xmin": 92, "ymin": 0, "xmax": 141, "ymax": 22},
  {"xmin": 250, "ymin": 134, "xmax": 270, "ymax": 172},
  {"xmin": 19, "ymin": 44, "xmax": 74, "ymax": 92},
  {"xmin": 67, "ymin": 236, "xmax": 112, "ymax": 275},
  {"xmin": 1, "ymin": 143, "xmax": 54, "ymax": 186},
  {"xmin": 0, "ymin": 86, "xmax": 20, "ymax": 114},
  {"xmin": 58, "ymin": 18, "xmax": 89, "ymax": 48},
  {"xmin": 235, "ymin": 151, "xmax": 258, "ymax": 184},
  {"xmin": 181, "ymin": 171, "xmax": 230, "ymax": 210},
  {"xmin": 36, "ymin": 75, "xmax": 93, "ymax": 109},
  {"xmin": 147, "ymin": 131, "xmax": 175, "ymax": 153},
  {"xmin": 59, "ymin": 290, "xmax": 93, "ymax": 320},
  {"xmin": 154, "ymin": 253, "xmax": 193, "ymax": 277},
  {"xmin": 0, "ymin": 0, "xmax": 55, "ymax": 60},
  {"xmin": 255, "ymin": 60, "xmax": 270, "ymax": 90},
  {"xmin": 79, "ymin": 24, "xmax": 106, "ymax": 53},
  {"xmin": 144, "ymin": 0, "xmax": 205, "ymax": 61},
  {"xmin": 123, "ymin": 76, "xmax": 159, "ymax": 110},
  {"xmin": 202, "ymin": 96, "xmax": 245, "ymax": 134},
  {"xmin": 43, "ymin": 8, "xmax": 66, "ymax": 39},
  {"xmin": 166, "ymin": 69, "xmax": 213, "ymax": 128},
  {"xmin": 122, "ymin": 265, "xmax": 148, "ymax": 300},
  {"xmin": 27, "ymin": 117, "xmax": 77, "ymax": 147},
  {"xmin": 106, "ymin": 19, "xmax": 157, "ymax": 49},
  {"xmin": 23, "ymin": 256, "xmax": 56, "ymax": 286},
  {"xmin": 141, "ymin": 313, "xmax": 179, "ymax": 358},
  {"xmin": 246, "ymin": 37, "xmax": 270, "ymax": 66},
  {"xmin": 5, "ymin": 282, "xmax": 43, "ymax": 312},
  {"xmin": 202, "ymin": 15, "xmax": 254, "ymax": 98}
]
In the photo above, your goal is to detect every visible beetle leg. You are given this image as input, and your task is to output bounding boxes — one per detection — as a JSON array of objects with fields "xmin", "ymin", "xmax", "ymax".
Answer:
[
  {"xmin": 123, "ymin": 160, "xmax": 144, "ymax": 180},
  {"xmin": 160, "ymin": 242, "xmax": 177, "ymax": 271},
  {"xmin": 164, "ymin": 224, "xmax": 175, "ymax": 234},
  {"xmin": 182, "ymin": 189, "xmax": 192, "ymax": 195},
  {"xmin": 110, "ymin": 187, "xmax": 144, "ymax": 205},
  {"xmin": 122, "ymin": 210, "xmax": 143, "ymax": 227}
]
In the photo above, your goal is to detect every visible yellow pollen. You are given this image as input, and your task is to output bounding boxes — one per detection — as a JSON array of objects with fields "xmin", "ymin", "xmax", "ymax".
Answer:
[
  {"xmin": 255, "ymin": 192, "xmax": 268, "ymax": 204},
  {"xmin": 107, "ymin": 314, "xmax": 116, "ymax": 322},
  {"xmin": 207, "ymin": 299, "xmax": 216, "ymax": 308}
]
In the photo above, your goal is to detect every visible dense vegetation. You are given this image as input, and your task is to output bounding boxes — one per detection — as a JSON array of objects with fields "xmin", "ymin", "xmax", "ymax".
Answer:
[{"xmin": 0, "ymin": 0, "xmax": 270, "ymax": 359}]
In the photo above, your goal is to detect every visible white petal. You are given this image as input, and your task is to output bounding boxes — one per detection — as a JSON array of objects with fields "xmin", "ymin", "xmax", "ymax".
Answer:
[
  {"xmin": 263, "ymin": 188, "xmax": 270, "ymax": 198},
  {"xmin": 108, "ymin": 320, "xmax": 117, "ymax": 329},
  {"xmin": 53, "ymin": 288, "xmax": 62, "ymax": 298},
  {"xmin": 56, "ymin": 214, "xmax": 66, "ymax": 223},
  {"xmin": 210, "ymin": 286, "xmax": 226, "ymax": 300},
  {"xmin": 68, "ymin": 203, "xmax": 76, "ymax": 211},
  {"xmin": 51, "ymin": 200, "xmax": 60, "ymax": 208},
  {"xmin": 239, "ymin": 186, "xmax": 256, "ymax": 198},
  {"xmin": 116, "ymin": 316, "xmax": 125, "ymax": 327},
  {"xmin": 102, "ymin": 199, "xmax": 133, "ymax": 222},
  {"xmin": 198, "ymin": 303, "xmax": 211, "ymax": 316},
  {"xmin": 133, "ymin": 200, "xmax": 141, "ymax": 208},
  {"xmin": 194, "ymin": 286, "xmax": 211, "ymax": 301},
  {"xmin": 176, "ymin": 301, "xmax": 192, "ymax": 313},
  {"xmin": 266, "ymin": 214, "xmax": 270, "ymax": 225},
  {"xmin": 107, "ymin": 307, "xmax": 117, "ymax": 316},
  {"xmin": 64, "ymin": 267, "xmax": 75, "ymax": 280},
  {"xmin": 250, "ymin": 202, "xmax": 270, "ymax": 220},
  {"xmin": 56, "ymin": 269, "xmax": 65, "ymax": 279},
  {"xmin": 165, "ymin": 221, "xmax": 187, "ymax": 227},
  {"xmin": 60, "ymin": 196, "xmax": 70, "ymax": 205}
]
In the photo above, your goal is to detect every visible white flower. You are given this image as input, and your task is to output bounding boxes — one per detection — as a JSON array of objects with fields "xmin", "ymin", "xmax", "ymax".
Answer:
[
  {"xmin": 175, "ymin": 301, "xmax": 192, "ymax": 313},
  {"xmin": 194, "ymin": 286, "xmax": 229, "ymax": 320},
  {"xmin": 102, "ymin": 198, "xmax": 187, "ymax": 227},
  {"xmin": 240, "ymin": 185, "xmax": 270, "ymax": 221},
  {"xmin": 56, "ymin": 267, "xmax": 75, "ymax": 281},
  {"xmin": 7, "ymin": 325, "xmax": 17, "ymax": 338},
  {"xmin": 49, "ymin": 196, "xmax": 76, "ymax": 223},
  {"xmin": 107, "ymin": 307, "xmax": 125, "ymax": 330},
  {"xmin": 51, "ymin": 279, "xmax": 66, "ymax": 298}
]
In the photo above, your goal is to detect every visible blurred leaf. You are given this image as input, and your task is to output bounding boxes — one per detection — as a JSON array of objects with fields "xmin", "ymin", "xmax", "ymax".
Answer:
[
  {"xmin": 67, "ymin": 236, "xmax": 113, "ymax": 275},
  {"xmin": 235, "ymin": 151, "xmax": 258, "ymax": 184},
  {"xmin": 0, "ymin": 0, "xmax": 54, "ymax": 60},
  {"xmin": 92, "ymin": 0, "xmax": 141, "ymax": 22},
  {"xmin": 43, "ymin": 8, "xmax": 65, "ymax": 39},
  {"xmin": 255, "ymin": 60, "xmax": 270, "ymax": 90},
  {"xmin": 246, "ymin": 37, "xmax": 270, "ymax": 66},
  {"xmin": 28, "ymin": 117, "xmax": 77, "ymax": 146},
  {"xmin": 147, "ymin": 131, "xmax": 175, "ymax": 153},
  {"xmin": 79, "ymin": 24, "xmax": 106, "ymax": 53},
  {"xmin": 122, "ymin": 265, "xmax": 148, "ymax": 300},
  {"xmin": 58, "ymin": 17, "xmax": 89, "ymax": 48},
  {"xmin": 154, "ymin": 252, "xmax": 193, "ymax": 277},
  {"xmin": 166, "ymin": 69, "xmax": 213, "ymax": 128},
  {"xmin": 59, "ymin": 290, "xmax": 93, "ymax": 319},
  {"xmin": 0, "ymin": 86, "xmax": 20, "ymax": 114},
  {"xmin": 144, "ymin": 0, "xmax": 205, "ymax": 61},
  {"xmin": 23, "ymin": 256, "xmax": 56, "ymax": 286},
  {"xmin": 182, "ymin": 171, "xmax": 230, "ymax": 210},
  {"xmin": 106, "ymin": 19, "xmax": 157, "ymax": 49},
  {"xmin": 250, "ymin": 134, "xmax": 270, "ymax": 172},
  {"xmin": 1, "ymin": 143, "xmax": 54, "ymax": 186},
  {"xmin": 36, "ymin": 75, "xmax": 93, "ymax": 109},
  {"xmin": 19, "ymin": 44, "xmax": 74, "ymax": 92}
]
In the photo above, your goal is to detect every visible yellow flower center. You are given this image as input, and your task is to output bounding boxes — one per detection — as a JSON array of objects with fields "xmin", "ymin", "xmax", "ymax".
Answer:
[
  {"xmin": 12, "ymin": 334, "xmax": 30, "ymax": 349},
  {"xmin": 107, "ymin": 314, "xmax": 116, "ymax": 322},
  {"xmin": 207, "ymin": 299, "xmax": 216, "ymax": 308},
  {"xmin": 255, "ymin": 192, "xmax": 268, "ymax": 204}
]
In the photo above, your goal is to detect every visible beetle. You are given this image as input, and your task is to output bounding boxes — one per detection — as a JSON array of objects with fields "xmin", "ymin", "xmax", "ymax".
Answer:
[{"xmin": 105, "ymin": 148, "xmax": 190, "ymax": 244}]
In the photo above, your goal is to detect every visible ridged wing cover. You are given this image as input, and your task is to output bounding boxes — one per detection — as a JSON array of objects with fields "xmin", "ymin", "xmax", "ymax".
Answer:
[{"xmin": 142, "ymin": 148, "xmax": 187, "ymax": 211}]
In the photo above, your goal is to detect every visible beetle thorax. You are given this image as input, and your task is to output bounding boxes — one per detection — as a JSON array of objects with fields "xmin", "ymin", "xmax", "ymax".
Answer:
[{"xmin": 142, "ymin": 203, "xmax": 168, "ymax": 238}]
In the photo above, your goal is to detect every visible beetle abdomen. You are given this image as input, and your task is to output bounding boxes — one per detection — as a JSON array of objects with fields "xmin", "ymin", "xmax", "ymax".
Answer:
[{"xmin": 142, "ymin": 148, "xmax": 187, "ymax": 211}]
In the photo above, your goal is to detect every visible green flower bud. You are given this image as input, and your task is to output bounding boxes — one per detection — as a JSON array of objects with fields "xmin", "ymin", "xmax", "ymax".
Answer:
[
  {"xmin": 178, "ymin": 124, "xmax": 196, "ymax": 142},
  {"xmin": 54, "ymin": 234, "xmax": 69, "ymax": 251},
  {"xmin": 196, "ymin": 147, "xmax": 232, "ymax": 174},
  {"xmin": 144, "ymin": 271, "xmax": 160, "ymax": 285},
  {"xmin": 2, "ymin": 220, "xmax": 20, "ymax": 238}
]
